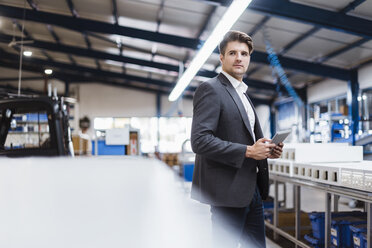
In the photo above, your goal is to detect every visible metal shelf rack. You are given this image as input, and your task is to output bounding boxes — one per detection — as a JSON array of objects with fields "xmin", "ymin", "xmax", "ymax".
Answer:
[{"xmin": 267, "ymin": 174, "xmax": 372, "ymax": 248}]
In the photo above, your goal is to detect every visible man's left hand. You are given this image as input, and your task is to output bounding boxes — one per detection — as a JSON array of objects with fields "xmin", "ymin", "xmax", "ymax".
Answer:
[{"xmin": 268, "ymin": 142, "xmax": 284, "ymax": 159}]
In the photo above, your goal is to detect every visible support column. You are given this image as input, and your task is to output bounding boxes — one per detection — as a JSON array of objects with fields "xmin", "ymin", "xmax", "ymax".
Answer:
[
  {"xmin": 274, "ymin": 180, "xmax": 279, "ymax": 240},
  {"xmin": 156, "ymin": 92, "xmax": 161, "ymax": 118},
  {"xmin": 325, "ymin": 192, "xmax": 332, "ymax": 247},
  {"xmin": 294, "ymin": 185, "xmax": 301, "ymax": 248},
  {"xmin": 333, "ymin": 194, "xmax": 339, "ymax": 212},
  {"xmin": 347, "ymin": 70, "xmax": 359, "ymax": 145},
  {"xmin": 270, "ymin": 105, "xmax": 276, "ymax": 138},
  {"xmin": 64, "ymin": 81, "xmax": 70, "ymax": 97},
  {"xmin": 156, "ymin": 92, "xmax": 161, "ymax": 148},
  {"xmin": 367, "ymin": 203, "xmax": 372, "ymax": 248}
]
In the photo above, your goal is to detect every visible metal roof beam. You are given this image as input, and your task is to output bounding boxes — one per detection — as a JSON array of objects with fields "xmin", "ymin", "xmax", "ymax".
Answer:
[
  {"xmin": 13, "ymin": 19, "xmax": 53, "ymax": 61},
  {"xmin": 0, "ymin": 49, "xmax": 177, "ymax": 89},
  {"xmin": 249, "ymin": 16, "xmax": 270, "ymax": 36},
  {"xmin": 65, "ymin": 0, "xmax": 79, "ymax": 18},
  {"xmin": 0, "ymin": 57, "xmax": 270, "ymax": 103},
  {"xmin": 0, "ymin": 4, "xmax": 350, "ymax": 80},
  {"xmin": 198, "ymin": 0, "xmax": 372, "ymax": 39},
  {"xmin": 26, "ymin": 0, "xmax": 38, "ymax": 11},
  {"xmin": 0, "ymin": 32, "xmax": 347, "ymax": 87},
  {"xmin": 252, "ymin": 51, "xmax": 350, "ymax": 80},
  {"xmin": 0, "ymin": 4, "xmax": 201, "ymax": 49},
  {"xmin": 111, "ymin": 0, "xmax": 119, "ymax": 25},
  {"xmin": 0, "ymin": 48, "xmax": 278, "ymax": 97},
  {"xmin": 196, "ymin": 5, "xmax": 217, "ymax": 39},
  {"xmin": 280, "ymin": 0, "xmax": 367, "ymax": 55},
  {"xmin": 340, "ymin": 0, "xmax": 366, "ymax": 13},
  {"xmin": 0, "ymin": 57, "xmax": 194, "ymax": 97},
  {"xmin": 318, "ymin": 37, "xmax": 369, "ymax": 63},
  {"xmin": 280, "ymin": 27, "xmax": 318, "ymax": 54},
  {"xmin": 0, "ymin": 32, "xmax": 216, "ymax": 78},
  {"xmin": 46, "ymin": 24, "xmax": 76, "ymax": 65},
  {"xmin": 65, "ymin": 0, "xmax": 101, "ymax": 69},
  {"xmin": 0, "ymin": 76, "xmax": 44, "ymax": 82},
  {"xmin": 248, "ymin": 0, "xmax": 372, "ymax": 39}
]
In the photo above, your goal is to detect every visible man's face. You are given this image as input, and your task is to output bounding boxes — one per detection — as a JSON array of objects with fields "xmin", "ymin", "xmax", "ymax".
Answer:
[{"xmin": 220, "ymin": 41, "xmax": 250, "ymax": 81}]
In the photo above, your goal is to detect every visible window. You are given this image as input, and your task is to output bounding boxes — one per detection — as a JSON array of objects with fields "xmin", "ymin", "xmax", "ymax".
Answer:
[{"xmin": 93, "ymin": 116, "xmax": 192, "ymax": 154}]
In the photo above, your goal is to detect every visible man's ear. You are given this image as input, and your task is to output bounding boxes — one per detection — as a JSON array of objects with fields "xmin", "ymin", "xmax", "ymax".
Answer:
[{"xmin": 219, "ymin": 53, "xmax": 224, "ymax": 63}]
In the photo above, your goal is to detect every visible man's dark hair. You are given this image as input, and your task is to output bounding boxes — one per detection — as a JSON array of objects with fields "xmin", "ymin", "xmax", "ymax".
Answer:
[{"xmin": 218, "ymin": 30, "xmax": 254, "ymax": 55}]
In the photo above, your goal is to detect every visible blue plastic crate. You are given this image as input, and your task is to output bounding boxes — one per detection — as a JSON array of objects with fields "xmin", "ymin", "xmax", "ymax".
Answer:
[
  {"xmin": 304, "ymin": 234, "xmax": 323, "ymax": 248},
  {"xmin": 263, "ymin": 201, "xmax": 274, "ymax": 209},
  {"xmin": 264, "ymin": 210, "xmax": 273, "ymax": 223},
  {"xmin": 350, "ymin": 224, "xmax": 367, "ymax": 248},
  {"xmin": 309, "ymin": 211, "xmax": 366, "ymax": 243},
  {"xmin": 183, "ymin": 163, "xmax": 194, "ymax": 182},
  {"xmin": 361, "ymin": 233, "xmax": 367, "ymax": 248},
  {"xmin": 91, "ymin": 140, "xmax": 126, "ymax": 155},
  {"xmin": 331, "ymin": 216, "xmax": 366, "ymax": 247}
]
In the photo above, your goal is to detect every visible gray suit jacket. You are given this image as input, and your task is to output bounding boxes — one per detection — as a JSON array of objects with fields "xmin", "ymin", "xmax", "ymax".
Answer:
[{"xmin": 191, "ymin": 73, "xmax": 269, "ymax": 207}]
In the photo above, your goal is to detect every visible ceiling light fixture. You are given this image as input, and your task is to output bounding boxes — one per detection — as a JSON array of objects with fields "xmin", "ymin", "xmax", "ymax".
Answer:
[
  {"xmin": 44, "ymin": 69, "xmax": 53, "ymax": 75},
  {"xmin": 168, "ymin": 0, "xmax": 252, "ymax": 102},
  {"xmin": 23, "ymin": 50, "xmax": 32, "ymax": 57}
]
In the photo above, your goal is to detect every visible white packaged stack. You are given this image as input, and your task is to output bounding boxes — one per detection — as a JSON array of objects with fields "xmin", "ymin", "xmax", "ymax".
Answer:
[
  {"xmin": 339, "ymin": 161, "xmax": 372, "ymax": 191},
  {"xmin": 281, "ymin": 143, "xmax": 363, "ymax": 163},
  {"xmin": 267, "ymin": 159, "xmax": 276, "ymax": 173},
  {"xmin": 269, "ymin": 143, "xmax": 372, "ymax": 191},
  {"xmin": 268, "ymin": 159, "xmax": 294, "ymax": 177},
  {"xmin": 291, "ymin": 162, "xmax": 343, "ymax": 186}
]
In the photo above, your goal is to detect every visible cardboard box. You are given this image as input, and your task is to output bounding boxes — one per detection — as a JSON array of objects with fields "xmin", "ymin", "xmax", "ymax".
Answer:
[{"xmin": 72, "ymin": 135, "xmax": 90, "ymax": 155}]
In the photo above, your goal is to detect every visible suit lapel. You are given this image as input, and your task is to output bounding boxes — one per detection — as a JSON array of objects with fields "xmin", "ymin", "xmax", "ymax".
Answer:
[
  {"xmin": 246, "ymin": 94, "xmax": 264, "ymax": 140},
  {"xmin": 218, "ymin": 74, "xmax": 255, "ymax": 140}
]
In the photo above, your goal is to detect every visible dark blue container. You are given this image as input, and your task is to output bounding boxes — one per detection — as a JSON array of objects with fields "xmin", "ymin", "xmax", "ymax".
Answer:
[
  {"xmin": 264, "ymin": 210, "xmax": 273, "ymax": 223},
  {"xmin": 183, "ymin": 163, "xmax": 194, "ymax": 182},
  {"xmin": 91, "ymin": 140, "xmax": 126, "ymax": 155},
  {"xmin": 330, "ymin": 216, "xmax": 366, "ymax": 247},
  {"xmin": 350, "ymin": 224, "xmax": 367, "ymax": 248},
  {"xmin": 304, "ymin": 234, "xmax": 323, "ymax": 248},
  {"xmin": 308, "ymin": 211, "xmax": 366, "ymax": 244}
]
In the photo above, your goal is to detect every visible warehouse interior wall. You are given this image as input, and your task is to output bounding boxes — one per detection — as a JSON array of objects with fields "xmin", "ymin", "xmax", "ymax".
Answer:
[
  {"xmin": 160, "ymin": 95, "xmax": 193, "ymax": 117},
  {"xmin": 307, "ymin": 78, "xmax": 348, "ymax": 104},
  {"xmin": 78, "ymin": 83, "xmax": 157, "ymax": 120},
  {"xmin": 307, "ymin": 64, "xmax": 372, "ymax": 104},
  {"xmin": 359, "ymin": 63, "xmax": 372, "ymax": 90}
]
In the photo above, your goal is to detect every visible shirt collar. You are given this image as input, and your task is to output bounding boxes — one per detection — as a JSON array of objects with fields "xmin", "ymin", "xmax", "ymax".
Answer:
[{"xmin": 221, "ymin": 70, "xmax": 248, "ymax": 92}]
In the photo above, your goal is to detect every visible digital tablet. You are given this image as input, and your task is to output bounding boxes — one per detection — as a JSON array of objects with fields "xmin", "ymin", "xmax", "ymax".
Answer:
[{"xmin": 271, "ymin": 130, "xmax": 291, "ymax": 145}]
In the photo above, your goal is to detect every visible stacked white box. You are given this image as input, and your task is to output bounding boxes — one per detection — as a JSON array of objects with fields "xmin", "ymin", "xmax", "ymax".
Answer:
[
  {"xmin": 273, "ymin": 159, "xmax": 294, "ymax": 177},
  {"xmin": 267, "ymin": 159, "xmax": 276, "ymax": 174},
  {"xmin": 281, "ymin": 143, "xmax": 363, "ymax": 163},
  {"xmin": 292, "ymin": 162, "xmax": 313, "ymax": 181},
  {"xmin": 269, "ymin": 143, "xmax": 372, "ymax": 191},
  {"xmin": 340, "ymin": 161, "xmax": 372, "ymax": 191},
  {"xmin": 297, "ymin": 162, "xmax": 343, "ymax": 186}
]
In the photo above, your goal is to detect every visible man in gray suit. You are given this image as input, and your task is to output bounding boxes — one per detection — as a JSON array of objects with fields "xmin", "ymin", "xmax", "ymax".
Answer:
[{"xmin": 191, "ymin": 30, "xmax": 283, "ymax": 248}]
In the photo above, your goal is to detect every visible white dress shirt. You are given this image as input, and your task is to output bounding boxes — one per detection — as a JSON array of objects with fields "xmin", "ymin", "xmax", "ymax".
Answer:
[{"xmin": 221, "ymin": 71, "xmax": 256, "ymax": 141}]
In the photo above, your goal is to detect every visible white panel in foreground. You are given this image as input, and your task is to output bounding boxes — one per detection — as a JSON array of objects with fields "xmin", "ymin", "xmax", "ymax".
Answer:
[{"xmin": 0, "ymin": 157, "xmax": 211, "ymax": 248}]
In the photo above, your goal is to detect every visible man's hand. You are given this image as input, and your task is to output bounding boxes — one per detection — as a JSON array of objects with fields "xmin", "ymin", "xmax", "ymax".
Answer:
[
  {"xmin": 245, "ymin": 138, "xmax": 276, "ymax": 160},
  {"xmin": 268, "ymin": 142, "xmax": 284, "ymax": 159}
]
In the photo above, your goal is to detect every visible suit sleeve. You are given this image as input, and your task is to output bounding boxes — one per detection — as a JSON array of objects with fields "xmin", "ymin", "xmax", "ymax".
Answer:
[{"xmin": 191, "ymin": 82, "xmax": 247, "ymax": 169}]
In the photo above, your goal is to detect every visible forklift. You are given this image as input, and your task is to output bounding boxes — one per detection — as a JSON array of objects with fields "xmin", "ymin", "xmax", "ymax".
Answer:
[{"xmin": 0, "ymin": 94, "xmax": 74, "ymax": 157}]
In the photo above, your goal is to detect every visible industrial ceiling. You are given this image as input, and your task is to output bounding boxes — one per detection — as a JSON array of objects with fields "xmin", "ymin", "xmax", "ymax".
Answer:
[{"xmin": 0, "ymin": 0, "xmax": 371, "ymax": 104}]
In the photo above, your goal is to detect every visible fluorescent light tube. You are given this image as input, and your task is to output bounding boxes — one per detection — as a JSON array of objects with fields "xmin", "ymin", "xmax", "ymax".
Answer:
[{"xmin": 168, "ymin": 0, "xmax": 252, "ymax": 101}]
